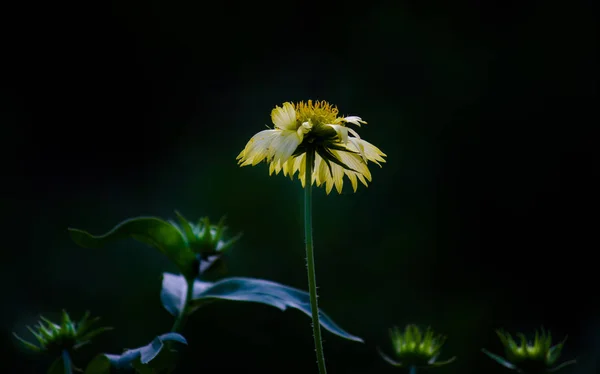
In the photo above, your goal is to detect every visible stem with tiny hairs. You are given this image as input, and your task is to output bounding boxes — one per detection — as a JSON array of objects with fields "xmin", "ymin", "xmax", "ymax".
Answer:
[
  {"xmin": 304, "ymin": 149, "xmax": 327, "ymax": 374},
  {"xmin": 170, "ymin": 277, "xmax": 194, "ymax": 333}
]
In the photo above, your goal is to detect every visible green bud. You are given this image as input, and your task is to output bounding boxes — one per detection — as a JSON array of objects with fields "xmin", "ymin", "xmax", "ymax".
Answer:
[
  {"xmin": 483, "ymin": 327, "xmax": 577, "ymax": 373},
  {"xmin": 13, "ymin": 310, "xmax": 112, "ymax": 357},
  {"xmin": 172, "ymin": 212, "xmax": 242, "ymax": 277},
  {"xmin": 377, "ymin": 324, "xmax": 456, "ymax": 369}
]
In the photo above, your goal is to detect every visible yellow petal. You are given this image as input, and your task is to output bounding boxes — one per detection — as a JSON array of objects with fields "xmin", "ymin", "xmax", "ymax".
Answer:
[
  {"xmin": 272, "ymin": 130, "xmax": 302, "ymax": 165},
  {"xmin": 345, "ymin": 171, "xmax": 358, "ymax": 192},
  {"xmin": 238, "ymin": 129, "xmax": 280, "ymax": 166},
  {"xmin": 358, "ymin": 138, "xmax": 387, "ymax": 164},
  {"xmin": 271, "ymin": 102, "xmax": 297, "ymax": 131},
  {"xmin": 315, "ymin": 154, "xmax": 329, "ymax": 187},
  {"xmin": 332, "ymin": 164, "xmax": 344, "ymax": 194},
  {"xmin": 334, "ymin": 150, "xmax": 372, "ymax": 181},
  {"xmin": 325, "ymin": 124, "xmax": 349, "ymax": 144},
  {"xmin": 343, "ymin": 116, "xmax": 367, "ymax": 126}
]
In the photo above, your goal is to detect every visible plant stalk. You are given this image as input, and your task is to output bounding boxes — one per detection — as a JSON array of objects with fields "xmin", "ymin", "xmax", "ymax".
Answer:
[
  {"xmin": 304, "ymin": 149, "xmax": 327, "ymax": 374},
  {"xmin": 171, "ymin": 277, "xmax": 194, "ymax": 332}
]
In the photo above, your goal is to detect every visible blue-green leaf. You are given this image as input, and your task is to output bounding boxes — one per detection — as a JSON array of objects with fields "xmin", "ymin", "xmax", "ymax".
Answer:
[
  {"xmin": 69, "ymin": 217, "xmax": 197, "ymax": 278},
  {"xmin": 83, "ymin": 333, "xmax": 187, "ymax": 374},
  {"xmin": 161, "ymin": 273, "xmax": 364, "ymax": 343},
  {"xmin": 481, "ymin": 349, "xmax": 517, "ymax": 370}
]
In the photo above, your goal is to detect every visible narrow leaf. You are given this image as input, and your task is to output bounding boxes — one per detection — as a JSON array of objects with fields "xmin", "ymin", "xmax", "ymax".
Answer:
[
  {"xmin": 547, "ymin": 359, "xmax": 577, "ymax": 372},
  {"xmin": 69, "ymin": 217, "xmax": 197, "ymax": 277},
  {"xmin": 481, "ymin": 349, "xmax": 517, "ymax": 370},
  {"xmin": 12, "ymin": 333, "xmax": 41, "ymax": 352},
  {"xmin": 376, "ymin": 347, "xmax": 404, "ymax": 367}
]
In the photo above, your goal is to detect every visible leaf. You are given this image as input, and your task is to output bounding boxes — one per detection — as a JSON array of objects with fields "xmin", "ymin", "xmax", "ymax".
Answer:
[
  {"xmin": 161, "ymin": 273, "xmax": 364, "ymax": 343},
  {"xmin": 547, "ymin": 359, "xmax": 577, "ymax": 372},
  {"xmin": 83, "ymin": 333, "xmax": 187, "ymax": 374},
  {"xmin": 376, "ymin": 347, "xmax": 404, "ymax": 367},
  {"xmin": 83, "ymin": 355, "xmax": 111, "ymax": 374},
  {"xmin": 481, "ymin": 349, "xmax": 517, "ymax": 370},
  {"xmin": 69, "ymin": 217, "xmax": 197, "ymax": 278},
  {"xmin": 132, "ymin": 348, "xmax": 180, "ymax": 374},
  {"xmin": 12, "ymin": 332, "xmax": 42, "ymax": 352}
]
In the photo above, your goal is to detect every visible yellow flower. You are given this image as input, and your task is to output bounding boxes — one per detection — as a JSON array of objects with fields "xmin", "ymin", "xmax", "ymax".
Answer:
[{"xmin": 237, "ymin": 100, "xmax": 387, "ymax": 194}]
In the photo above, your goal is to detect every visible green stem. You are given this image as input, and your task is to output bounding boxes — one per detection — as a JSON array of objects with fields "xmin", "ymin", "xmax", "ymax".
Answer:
[
  {"xmin": 171, "ymin": 277, "xmax": 194, "ymax": 332},
  {"xmin": 409, "ymin": 365, "xmax": 417, "ymax": 374},
  {"xmin": 62, "ymin": 350, "xmax": 73, "ymax": 374},
  {"xmin": 304, "ymin": 149, "xmax": 327, "ymax": 374}
]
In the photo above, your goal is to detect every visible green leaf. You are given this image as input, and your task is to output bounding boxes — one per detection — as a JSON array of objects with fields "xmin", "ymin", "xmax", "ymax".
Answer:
[
  {"xmin": 12, "ymin": 332, "xmax": 42, "ymax": 352},
  {"xmin": 83, "ymin": 333, "xmax": 187, "ymax": 374},
  {"xmin": 83, "ymin": 354, "xmax": 111, "ymax": 374},
  {"xmin": 376, "ymin": 347, "xmax": 404, "ymax": 367},
  {"xmin": 69, "ymin": 217, "xmax": 197, "ymax": 278},
  {"xmin": 160, "ymin": 273, "xmax": 364, "ymax": 343},
  {"xmin": 547, "ymin": 359, "xmax": 577, "ymax": 372},
  {"xmin": 173, "ymin": 211, "xmax": 196, "ymax": 244},
  {"xmin": 481, "ymin": 348, "xmax": 517, "ymax": 370}
]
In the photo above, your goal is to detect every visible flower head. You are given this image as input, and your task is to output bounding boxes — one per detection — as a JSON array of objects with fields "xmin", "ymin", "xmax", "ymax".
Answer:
[
  {"xmin": 13, "ymin": 310, "xmax": 112, "ymax": 356},
  {"xmin": 237, "ymin": 100, "xmax": 386, "ymax": 194},
  {"xmin": 377, "ymin": 324, "xmax": 456, "ymax": 369},
  {"xmin": 482, "ymin": 328, "xmax": 576, "ymax": 373}
]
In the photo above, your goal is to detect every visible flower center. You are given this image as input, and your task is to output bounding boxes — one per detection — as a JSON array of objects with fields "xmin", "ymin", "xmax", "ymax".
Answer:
[{"xmin": 294, "ymin": 100, "xmax": 339, "ymax": 127}]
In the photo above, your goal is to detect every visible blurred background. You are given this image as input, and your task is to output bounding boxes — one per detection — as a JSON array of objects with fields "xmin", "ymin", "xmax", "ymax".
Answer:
[{"xmin": 2, "ymin": 0, "xmax": 597, "ymax": 373}]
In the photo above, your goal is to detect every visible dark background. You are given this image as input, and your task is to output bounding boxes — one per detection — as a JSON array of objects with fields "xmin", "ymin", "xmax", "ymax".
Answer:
[{"xmin": 2, "ymin": 0, "xmax": 597, "ymax": 373}]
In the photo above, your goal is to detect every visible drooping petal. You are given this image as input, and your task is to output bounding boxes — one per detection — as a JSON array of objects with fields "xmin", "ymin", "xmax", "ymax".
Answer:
[
  {"xmin": 344, "ymin": 170, "xmax": 358, "ymax": 192},
  {"xmin": 325, "ymin": 124, "xmax": 349, "ymax": 144},
  {"xmin": 334, "ymin": 150, "xmax": 372, "ymax": 182},
  {"xmin": 331, "ymin": 163, "xmax": 345, "ymax": 194},
  {"xmin": 315, "ymin": 154, "xmax": 330, "ymax": 187},
  {"xmin": 271, "ymin": 102, "xmax": 297, "ymax": 131},
  {"xmin": 237, "ymin": 129, "xmax": 280, "ymax": 166},
  {"xmin": 269, "ymin": 159, "xmax": 283, "ymax": 175},
  {"xmin": 286, "ymin": 154, "xmax": 304, "ymax": 180},
  {"xmin": 360, "ymin": 139, "xmax": 387, "ymax": 165},
  {"xmin": 347, "ymin": 137, "xmax": 387, "ymax": 166},
  {"xmin": 343, "ymin": 116, "xmax": 367, "ymax": 127},
  {"xmin": 272, "ymin": 130, "xmax": 303, "ymax": 165}
]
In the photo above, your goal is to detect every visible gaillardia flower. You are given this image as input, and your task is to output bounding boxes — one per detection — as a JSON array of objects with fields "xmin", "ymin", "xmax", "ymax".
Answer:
[
  {"xmin": 237, "ymin": 100, "xmax": 386, "ymax": 194},
  {"xmin": 482, "ymin": 328, "xmax": 576, "ymax": 373},
  {"xmin": 377, "ymin": 324, "xmax": 456, "ymax": 369}
]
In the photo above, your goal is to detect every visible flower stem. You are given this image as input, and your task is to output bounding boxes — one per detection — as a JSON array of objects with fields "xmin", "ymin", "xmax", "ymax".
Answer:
[
  {"xmin": 304, "ymin": 149, "xmax": 327, "ymax": 374},
  {"xmin": 171, "ymin": 277, "xmax": 194, "ymax": 333},
  {"xmin": 409, "ymin": 365, "xmax": 417, "ymax": 374}
]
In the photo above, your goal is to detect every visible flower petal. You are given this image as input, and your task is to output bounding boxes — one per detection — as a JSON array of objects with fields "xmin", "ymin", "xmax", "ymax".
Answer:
[
  {"xmin": 272, "ymin": 130, "xmax": 303, "ymax": 165},
  {"xmin": 348, "ymin": 137, "xmax": 387, "ymax": 166},
  {"xmin": 345, "ymin": 170, "xmax": 358, "ymax": 192},
  {"xmin": 343, "ymin": 116, "xmax": 367, "ymax": 127},
  {"xmin": 237, "ymin": 129, "xmax": 280, "ymax": 166},
  {"xmin": 325, "ymin": 124, "xmax": 349, "ymax": 144},
  {"xmin": 271, "ymin": 102, "xmax": 297, "ymax": 131},
  {"xmin": 334, "ymin": 150, "xmax": 372, "ymax": 181}
]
